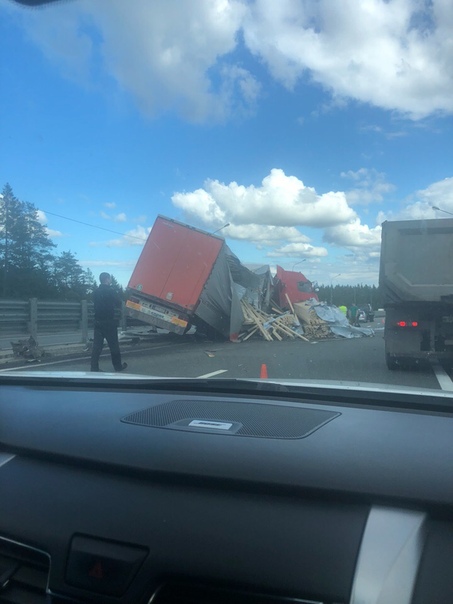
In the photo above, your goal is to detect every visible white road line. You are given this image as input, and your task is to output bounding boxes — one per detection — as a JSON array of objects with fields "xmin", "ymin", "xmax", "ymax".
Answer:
[
  {"xmin": 197, "ymin": 370, "xmax": 228, "ymax": 379},
  {"xmin": 432, "ymin": 363, "xmax": 453, "ymax": 391}
]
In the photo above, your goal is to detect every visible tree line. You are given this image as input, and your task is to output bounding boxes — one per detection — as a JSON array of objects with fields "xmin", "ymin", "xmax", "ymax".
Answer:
[
  {"xmin": 317, "ymin": 284, "xmax": 383, "ymax": 309},
  {"xmin": 0, "ymin": 183, "xmax": 122, "ymax": 301}
]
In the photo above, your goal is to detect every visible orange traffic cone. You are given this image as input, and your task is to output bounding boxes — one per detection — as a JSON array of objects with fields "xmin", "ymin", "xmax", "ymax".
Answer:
[{"xmin": 260, "ymin": 363, "xmax": 268, "ymax": 379}]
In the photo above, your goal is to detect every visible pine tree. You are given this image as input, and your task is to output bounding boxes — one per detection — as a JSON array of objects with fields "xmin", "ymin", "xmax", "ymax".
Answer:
[
  {"xmin": 52, "ymin": 251, "xmax": 97, "ymax": 301},
  {"xmin": 83, "ymin": 268, "xmax": 97, "ymax": 297},
  {"xmin": 0, "ymin": 184, "xmax": 56, "ymax": 298},
  {"xmin": 110, "ymin": 274, "xmax": 125, "ymax": 298}
]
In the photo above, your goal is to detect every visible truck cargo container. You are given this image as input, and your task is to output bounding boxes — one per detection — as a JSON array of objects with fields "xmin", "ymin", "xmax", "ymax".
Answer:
[
  {"xmin": 379, "ymin": 218, "xmax": 453, "ymax": 369},
  {"xmin": 126, "ymin": 216, "xmax": 260, "ymax": 341}
]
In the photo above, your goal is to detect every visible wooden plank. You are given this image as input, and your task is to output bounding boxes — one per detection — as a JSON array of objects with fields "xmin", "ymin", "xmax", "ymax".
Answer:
[
  {"xmin": 275, "ymin": 320, "xmax": 309, "ymax": 341},
  {"xmin": 241, "ymin": 299, "xmax": 310, "ymax": 342},
  {"xmin": 243, "ymin": 303, "xmax": 273, "ymax": 341},
  {"xmin": 242, "ymin": 326, "xmax": 259, "ymax": 341},
  {"xmin": 284, "ymin": 294, "xmax": 303, "ymax": 329},
  {"xmin": 285, "ymin": 293, "xmax": 296, "ymax": 314},
  {"xmin": 274, "ymin": 324, "xmax": 295, "ymax": 339}
]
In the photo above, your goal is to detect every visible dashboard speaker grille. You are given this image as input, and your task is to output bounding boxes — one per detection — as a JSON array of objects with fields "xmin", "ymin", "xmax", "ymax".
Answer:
[{"xmin": 121, "ymin": 400, "xmax": 339, "ymax": 439}]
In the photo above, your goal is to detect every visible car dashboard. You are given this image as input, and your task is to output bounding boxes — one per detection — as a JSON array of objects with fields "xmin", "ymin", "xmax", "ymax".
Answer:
[{"xmin": 1, "ymin": 374, "xmax": 453, "ymax": 604}]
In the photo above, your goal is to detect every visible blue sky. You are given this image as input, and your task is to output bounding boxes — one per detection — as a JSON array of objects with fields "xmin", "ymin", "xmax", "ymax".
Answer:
[{"xmin": 1, "ymin": 0, "xmax": 452, "ymax": 287}]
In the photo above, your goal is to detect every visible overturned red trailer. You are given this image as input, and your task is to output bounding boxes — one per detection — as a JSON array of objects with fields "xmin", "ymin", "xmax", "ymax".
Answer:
[{"xmin": 125, "ymin": 216, "xmax": 264, "ymax": 341}]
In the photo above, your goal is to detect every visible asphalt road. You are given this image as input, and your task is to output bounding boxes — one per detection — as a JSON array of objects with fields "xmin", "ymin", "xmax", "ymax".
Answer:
[{"xmin": 5, "ymin": 323, "xmax": 452, "ymax": 391}]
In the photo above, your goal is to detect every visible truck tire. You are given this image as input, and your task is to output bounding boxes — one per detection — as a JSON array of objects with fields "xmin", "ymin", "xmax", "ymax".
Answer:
[{"xmin": 386, "ymin": 353, "xmax": 399, "ymax": 370}]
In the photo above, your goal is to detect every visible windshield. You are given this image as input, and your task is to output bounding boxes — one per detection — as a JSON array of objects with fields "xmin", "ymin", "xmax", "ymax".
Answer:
[{"xmin": 1, "ymin": 0, "xmax": 453, "ymax": 393}]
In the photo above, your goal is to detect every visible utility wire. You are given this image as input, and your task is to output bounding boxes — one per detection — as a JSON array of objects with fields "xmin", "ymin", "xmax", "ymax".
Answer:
[{"xmin": 38, "ymin": 208, "xmax": 147, "ymax": 242}]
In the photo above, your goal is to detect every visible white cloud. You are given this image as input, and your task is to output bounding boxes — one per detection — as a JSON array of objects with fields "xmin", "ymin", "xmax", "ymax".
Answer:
[
  {"xmin": 217, "ymin": 64, "xmax": 262, "ymax": 117},
  {"xmin": 223, "ymin": 223, "xmax": 310, "ymax": 246},
  {"xmin": 171, "ymin": 168, "xmax": 388, "ymax": 260},
  {"xmin": 100, "ymin": 210, "xmax": 128, "ymax": 222},
  {"xmin": 341, "ymin": 168, "xmax": 395, "ymax": 205},
  {"xmin": 104, "ymin": 202, "xmax": 116, "ymax": 209},
  {"xmin": 13, "ymin": 0, "xmax": 453, "ymax": 121},
  {"xmin": 89, "ymin": 225, "xmax": 152, "ymax": 247},
  {"xmin": 243, "ymin": 0, "xmax": 453, "ymax": 119},
  {"xmin": 46, "ymin": 228, "xmax": 64, "ymax": 238},
  {"xmin": 322, "ymin": 175, "xmax": 453, "ymax": 265},
  {"xmin": 36, "ymin": 209, "xmax": 63, "ymax": 238},
  {"xmin": 177, "ymin": 170, "xmax": 453, "ymax": 265},
  {"xmin": 172, "ymin": 168, "xmax": 356, "ymax": 228},
  {"xmin": 413, "ymin": 177, "xmax": 453, "ymax": 208},
  {"xmin": 36, "ymin": 210, "xmax": 47, "ymax": 224},
  {"xmin": 5, "ymin": 0, "xmax": 94, "ymax": 85},
  {"xmin": 266, "ymin": 242, "xmax": 328, "ymax": 259},
  {"xmin": 323, "ymin": 219, "xmax": 382, "ymax": 258},
  {"xmin": 361, "ymin": 124, "xmax": 383, "ymax": 134},
  {"xmin": 72, "ymin": 0, "xmax": 254, "ymax": 122},
  {"xmin": 378, "ymin": 176, "xmax": 453, "ymax": 221}
]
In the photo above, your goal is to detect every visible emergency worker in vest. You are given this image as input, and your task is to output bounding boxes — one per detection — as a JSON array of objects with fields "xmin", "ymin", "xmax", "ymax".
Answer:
[{"xmin": 90, "ymin": 272, "xmax": 127, "ymax": 372}]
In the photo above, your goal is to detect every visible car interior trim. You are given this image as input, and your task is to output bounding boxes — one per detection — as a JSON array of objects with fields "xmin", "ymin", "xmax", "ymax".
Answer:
[{"xmin": 350, "ymin": 507, "xmax": 427, "ymax": 604}]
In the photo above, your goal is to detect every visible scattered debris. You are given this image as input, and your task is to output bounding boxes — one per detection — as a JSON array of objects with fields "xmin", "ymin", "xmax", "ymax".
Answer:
[
  {"xmin": 239, "ymin": 299, "xmax": 374, "ymax": 342},
  {"xmin": 239, "ymin": 300, "xmax": 309, "ymax": 342},
  {"xmin": 294, "ymin": 302, "xmax": 332, "ymax": 340},
  {"xmin": 11, "ymin": 336, "xmax": 47, "ymax": 361},
  {"xmin": 296, "ymin": 300, "xmax": 374, "ymax": 339}
]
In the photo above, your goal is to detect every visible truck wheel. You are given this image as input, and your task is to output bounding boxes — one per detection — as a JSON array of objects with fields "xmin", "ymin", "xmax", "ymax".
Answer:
[{"xmin": 386, "ymin": 353, "xmax": 399, "ymax": 370}]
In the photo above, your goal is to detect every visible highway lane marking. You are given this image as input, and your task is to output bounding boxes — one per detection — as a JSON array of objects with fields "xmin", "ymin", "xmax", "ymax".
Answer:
[
  {"xmin": 0, "ymin": 342, "xmax": 189, "ymax": 372},
  {"xmin": 432, "ymin": 363, "xmax": 453, "ymax": 391},
  {"xmin": 197, "ymin": 370, "xmax": 228, "ymax": 378}
]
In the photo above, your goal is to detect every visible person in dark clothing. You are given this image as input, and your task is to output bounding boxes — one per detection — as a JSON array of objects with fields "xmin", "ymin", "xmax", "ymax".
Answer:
[
  {"xmin": 347, "ymin": 302, "xmax": 359, "ymax": 327},
  {"xmin": 90, "ymin": 272, "xmax": 127, "ymax": 372}
]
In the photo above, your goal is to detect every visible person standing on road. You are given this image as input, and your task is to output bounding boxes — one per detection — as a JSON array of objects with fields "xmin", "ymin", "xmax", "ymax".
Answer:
[
  {"xmin": 347, "ymin": 302, "xmax": 359, "ymax": 327},
  {"xmin": 90, "ymin": 272, "xmax": 127, "ymax": 372}
]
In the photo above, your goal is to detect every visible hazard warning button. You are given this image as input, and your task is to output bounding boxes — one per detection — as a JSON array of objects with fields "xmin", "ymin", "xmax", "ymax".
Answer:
[{"xmin": 66, "ymin": 535, "xmax": 148, "ymax": 596}]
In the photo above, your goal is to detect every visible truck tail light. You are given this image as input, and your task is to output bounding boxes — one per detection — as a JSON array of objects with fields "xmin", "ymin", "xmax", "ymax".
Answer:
[{"xmin": 396, "ymin": 321, "xmax": 418, "ymax": 327}]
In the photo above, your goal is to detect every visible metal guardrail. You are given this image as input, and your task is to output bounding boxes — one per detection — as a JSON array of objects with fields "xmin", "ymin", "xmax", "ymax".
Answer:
[
  {"xmin": 0, "ymin": 299, "xmax": 131, "ymax": 343},
  {"xmin": 0, "ymin": 300, "xmax": 29, "ymax": 335}
]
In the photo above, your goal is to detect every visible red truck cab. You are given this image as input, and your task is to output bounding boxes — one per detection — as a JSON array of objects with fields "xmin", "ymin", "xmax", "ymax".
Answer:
[{"xmin": 273, "ymin": 265, "xmax": 319, "ymax": 308}]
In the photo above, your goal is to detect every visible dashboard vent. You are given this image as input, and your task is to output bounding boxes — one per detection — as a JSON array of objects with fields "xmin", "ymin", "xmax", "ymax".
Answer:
[
  {"xmin": 0, "ymin": 538, "xmax": 50, "ymax": 604},
  {"xmin": 122, "ymin": 400, "xmax": 339, "ymax": 439},
  {"xmin": 152, "ymin": 583, "xmax": 324, "ymax": 604}
]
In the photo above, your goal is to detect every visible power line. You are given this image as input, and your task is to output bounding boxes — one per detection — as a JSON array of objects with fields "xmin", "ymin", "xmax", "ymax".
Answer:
[{"xmin": 38, "ymin": 208, "xmax": 147, "ymax": 242}]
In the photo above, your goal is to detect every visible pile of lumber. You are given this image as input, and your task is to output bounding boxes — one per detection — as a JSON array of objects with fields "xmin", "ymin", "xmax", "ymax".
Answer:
[
  {"xmin": 239, "ymin": 299, "xmax": 309, "ymax": 342},
  {"xmin": 293, "ymin": 302, "xmax": 332, "ymax": 339}
]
